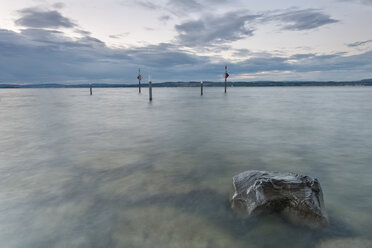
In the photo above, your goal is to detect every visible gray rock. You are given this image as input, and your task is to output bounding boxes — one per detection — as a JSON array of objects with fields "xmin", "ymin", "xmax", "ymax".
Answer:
[
  {"xmin": 231, "ymin": 170, "xmax": 328, "ymax": 227},
  {"xmin": 316, "ymin": 238, "xmax": 372, "ymax": 248}
]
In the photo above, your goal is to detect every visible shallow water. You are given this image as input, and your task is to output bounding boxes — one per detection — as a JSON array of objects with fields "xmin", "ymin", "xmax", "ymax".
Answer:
[{"xmin": 0, "ymin": 87, "xmax": 371, "ymax": 248}]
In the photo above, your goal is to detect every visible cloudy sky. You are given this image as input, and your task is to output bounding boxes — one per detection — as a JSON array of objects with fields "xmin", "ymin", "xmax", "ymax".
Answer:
[{"xmin": 1, "ymin": 0, "xmax": 372, "ymax": 84}]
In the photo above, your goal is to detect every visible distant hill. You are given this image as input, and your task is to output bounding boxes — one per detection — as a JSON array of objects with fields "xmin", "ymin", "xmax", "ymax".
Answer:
[
  {"xmin": 360, "ymin": 79, "xmax": 372, "ymax": 83},
  {"xmin": 1, "ymin": 80, "xmax": 372, "ymax": 88}
]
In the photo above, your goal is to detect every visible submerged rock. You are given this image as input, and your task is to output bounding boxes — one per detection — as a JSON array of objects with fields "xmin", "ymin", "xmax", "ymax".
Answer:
[{"xmin": 231, "ymin": 170, "xmax": 328, "ymax": 227}]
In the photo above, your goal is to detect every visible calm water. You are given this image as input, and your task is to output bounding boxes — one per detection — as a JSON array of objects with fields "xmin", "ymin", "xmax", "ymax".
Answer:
[{"xmin": 1, "ymin": 87, "xmax": 372, "ymax": 248}]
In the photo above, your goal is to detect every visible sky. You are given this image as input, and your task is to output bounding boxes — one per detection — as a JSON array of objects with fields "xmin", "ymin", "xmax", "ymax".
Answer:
[{"xmin": 0, "ymin": 0, "xmax": 372, "ymax": 84}]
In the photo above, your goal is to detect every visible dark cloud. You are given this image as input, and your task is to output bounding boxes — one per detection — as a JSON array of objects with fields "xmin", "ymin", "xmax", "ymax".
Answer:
[
  {"xmin": 347, "ymin": 39, "xmax": 372, "ymax": 47},
  {"xmin": 2, "ymin": 25, "xmax": 372, "ymax": 83},
  {"xmin": 0, "ymin": 28, "xmax": 212, "ymax": 83},
  {"xmin": 289, "ymin": 53, "xmax": 316, "ymax": 60},
  {"xmin": 293, "ymin": 51, "xmax": 372, "ymax": 72},
  {"xmin": 237, "ymin": 56, "xmax": 291, "ymax": 73},
  {"xmin": 268, "ymin": 9, "xmax": 339, "ymax": 31},
  {"xmin": 175, "ymin": 11, "xmax": 259, "ymax": 46},
  {"xmin": 0, "ymin": 28, "xmax": 130, "ymax": 83},
  {"xmin": 174, "ymin": 8, "xmax": 338, "ymax": 48},
  {"xmin": 0, "ymin": 4, "xmax": 370, "ymax": 83},
  {"xmin": 15, "ymin": 7, "xmax": 76, "ymax": 28}
]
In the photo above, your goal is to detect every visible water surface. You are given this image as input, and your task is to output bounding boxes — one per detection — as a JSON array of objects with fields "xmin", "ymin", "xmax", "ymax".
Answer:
[{"xmin": 1, "ymin": 87, "xmax": 372, "ymax": 247}]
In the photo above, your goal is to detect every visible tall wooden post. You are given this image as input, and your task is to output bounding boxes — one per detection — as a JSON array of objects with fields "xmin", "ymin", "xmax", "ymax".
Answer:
[
  {"xmin": 224, "ymin": 65, "xmax": 227, "ymax": 93},
  {"xmin": 137, "ymin": 68, "xmax": 142, "ymax": 93},
  {"xmin": 149, "ymin": 75, "xmax": 152, "ymax": 101},
  {"xmin": 90, "ymin": 83, "xmax": 92, "ymax": 95},
  {"xmin": 201, "ymin": 80, "xmax": 203, "ymax": 96}
]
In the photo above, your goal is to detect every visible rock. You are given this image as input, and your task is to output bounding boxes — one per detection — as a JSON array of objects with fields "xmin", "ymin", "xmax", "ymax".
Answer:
[
  {"xmin": 315, "ymin": 238, "xmax": 372, "ymax": 248},
  {"xmin": 231, "ymin": 170, "xmax": 328, "ymax": 227}
]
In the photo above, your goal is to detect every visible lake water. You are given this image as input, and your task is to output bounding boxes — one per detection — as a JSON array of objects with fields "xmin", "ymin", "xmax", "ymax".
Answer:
[{"xmin": 0, "ymin": 87, "xmax": 372, "ymax": 248}]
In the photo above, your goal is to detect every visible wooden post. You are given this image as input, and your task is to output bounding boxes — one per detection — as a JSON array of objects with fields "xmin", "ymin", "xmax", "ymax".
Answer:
[
  {"xmin": 224, "ymin": 66, "xmax": 227, "ymax": 93},
  {"xmin": 149, "ymin": 76, "xmax": 152, "ymax": 101},
  {"xmin": 138, "ymin": 68, "xmax": 142, "ymax": 93},
  {"xmin": 201, "ymin": 80, "xmax": 203, "ymax": 96},
  {"xmin": 90, "ymin": 83, "xmax": 92, "ymax": 95}
]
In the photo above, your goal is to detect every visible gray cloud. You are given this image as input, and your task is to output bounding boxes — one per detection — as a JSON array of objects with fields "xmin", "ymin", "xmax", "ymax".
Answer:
[
  {"xmin": 0, "ymin": 5, "xmax": 371, "ymax": 83},
  {"xmin": 0, "ymin": 28, "xmax": 130, "ymax": 83},
  {"xmin": 174, "ymin": 8, "xmax": 338, "ymax": 48},
  {"xmin": 2, "ymin": 26, "xmax": 372, "ymax": 83},
  {"xmin": 109, "ymin": 32, "xmax": 130, "ymax": 39},
  {"xmin": 268, "ymin": 9, "xmax": 339, "ymax": 31},
  {"xmin": 159, "ymin": 15, "xmax": 171, "ymax": 22},
  {"xmin": 347, "ymin": 39, "xmax": 372, "ymax": 47},
  {"xmin": 339, "ymin": 0, "xmax": 372, "ymax": 5},
  {"xmin": 175, "ymin": 11, "xmax": 259, "ymax": 46},
  {"xmin": 168, "ymin": 0, "xmax": 202, "ymax": 10},
  {"xmin": 0, "ymin": 28, "xmax": 213, "ymax": 83},
  {"xmin": 52, "ymin": 2, "xmax": 65, "ymax": 9},
  {"xmin": 76, "ymin": 29, "xmax": 92, "ymax": 36},
  {"xmin": 129, "ymin": 0, "xmax": 161, "ymax": 10},
  {"xmin": 289, "ymin": 53, "xmax": 316, "ymax": 60},
  {"xmin": 360, "ymin": 0, "xmax": 372, "ymax": 4},
  {"xmin": 15, "ymin": 7, "xmax": 76, "ymax": 28},
  {"xmin": 131, "ymin": 0, "xmax": 242, "ymax": 17},
  {"xmin": 167, "ymin": 0, "xmax": 203, "ymax": 15}
]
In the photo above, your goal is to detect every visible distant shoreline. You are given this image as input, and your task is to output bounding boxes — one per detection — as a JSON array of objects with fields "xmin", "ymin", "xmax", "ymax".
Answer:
[{"xmin": 1, "ymin": 80, "xmax": 372, "ymax": 88}]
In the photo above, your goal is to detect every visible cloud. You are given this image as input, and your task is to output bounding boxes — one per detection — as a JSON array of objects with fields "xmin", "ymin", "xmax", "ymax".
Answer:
[
  {"xmin": 0, "ymin": 5, "xmax": 371, "ymax": 83},
  {"xmin": 168, "ymin": 0, "xmax": 202, "ymax": 11},
  {"xmin": 0, "ymin": 28, "xmax": 212, "ymax": 83},
  {"xmin": 339, "ymin": 0, "xmax": 372, "ymax": 5},
  {"xmin": 174, "ymin": 8, "xmax": 338, "ymax": 48},
  {"xmin": 175, "ymin": 11, "xmax": 259, "ymax": 47},
  {"xmin": 131, "ymin": 0, "xmax": 242, "ymax": 17},
  {"xmin": 2, "ymin": 24, "xmax": 372, "ymax": 83},
  {"xmin": 15, "ymin": 7, "xmax": 76, "ymax": 28},
  {"xmin": 0, "ymin": 28, "xmax": 130, "ymax": 83},
  {"xmin": 347, "ymin": 39, "xmax": 372, "ymax": 47},
  {"xmin": 126, "ymin": 43, "xmax": 209, "ymax": 67},
  {"xmin": 128, "ymin": 0, "xmax": 161, "ymax": 10},
  {"xmin": 289, "ymin": 53, "xmax": 316, "ymax": 60},
  {"xmin": 109, "ymin": 32, "xmax": 130, "ymax": 39},
  {"xmin": 167, "ymin": 0, "xmax": 203, "ymax": 15},
  {"xmin": 360, "ymin": 0, "xmax": 372, "ymax": 4},
  {"xmin": 268, "ymin": 9, "xmax": 339, "ymax": 31},
  {"xmin": 52, "ymin": 2, "xmax": 65, "ymax": 9},
  {"xmin": 159, "ymin": 15, "xmax": 171, "ymax": 22}
]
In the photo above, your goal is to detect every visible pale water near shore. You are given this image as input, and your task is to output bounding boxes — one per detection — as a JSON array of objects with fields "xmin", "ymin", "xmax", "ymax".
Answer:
[{"xmin": 1, "ymin": 87, "xmax": 372, "ymax": 248}]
